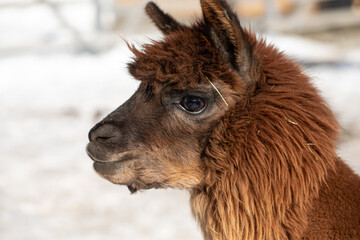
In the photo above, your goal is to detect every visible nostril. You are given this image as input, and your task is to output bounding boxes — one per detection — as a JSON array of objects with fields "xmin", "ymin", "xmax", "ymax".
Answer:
[
  {"xmin": 96, "ymin": 136, "xmax": 115, "ymax": 142},
  {"xmin": 88, "ymin": 123, "xmax": 119, "ymax": 143}
]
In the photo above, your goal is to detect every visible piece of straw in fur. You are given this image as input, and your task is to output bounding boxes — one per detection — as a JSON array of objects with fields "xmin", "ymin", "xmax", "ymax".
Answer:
[{"xmin": 206, "ymin": 76, "xmax": 229, "ymax": 107}]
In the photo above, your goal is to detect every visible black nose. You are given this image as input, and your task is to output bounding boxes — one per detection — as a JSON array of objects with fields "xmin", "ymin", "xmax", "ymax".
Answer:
[{"xmin": 88, "ymin": 123, "xmax": 119, "ymax": 142}]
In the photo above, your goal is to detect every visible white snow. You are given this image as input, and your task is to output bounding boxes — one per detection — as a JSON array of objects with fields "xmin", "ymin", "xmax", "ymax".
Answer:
[
  {"xmin": 0, "ymin": 1, "xmax": 102, "ymax": 54},
  {"xmin": 0, "ymin": 3, "xmax": 359, "ymax": 240}
]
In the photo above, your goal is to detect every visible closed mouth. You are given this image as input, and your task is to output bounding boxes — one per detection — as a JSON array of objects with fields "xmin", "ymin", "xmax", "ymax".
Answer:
[{"xmin": 86, "ymin": 142, "xmax": 137, "ymax": 163}]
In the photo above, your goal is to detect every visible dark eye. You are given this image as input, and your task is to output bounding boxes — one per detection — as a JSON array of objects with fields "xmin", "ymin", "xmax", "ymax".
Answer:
[{"xmin": 180, "ymin": 96, "xmax": 206, "ymax": 114}]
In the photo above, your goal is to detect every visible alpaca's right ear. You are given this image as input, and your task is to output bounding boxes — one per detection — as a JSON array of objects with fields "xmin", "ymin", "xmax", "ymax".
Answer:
[
  {"xmin": 145, "ymin": 2, "xmax": 184, "ymax": 34},
  {"xmin": 201, "ymin": 0, "xmax": 259, "ymax": 85}
]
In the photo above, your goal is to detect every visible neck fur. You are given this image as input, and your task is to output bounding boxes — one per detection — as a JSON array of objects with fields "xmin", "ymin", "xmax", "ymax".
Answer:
[{"xmin": 190, "ymin": 43, "xmax": 339, "ymax": 240}]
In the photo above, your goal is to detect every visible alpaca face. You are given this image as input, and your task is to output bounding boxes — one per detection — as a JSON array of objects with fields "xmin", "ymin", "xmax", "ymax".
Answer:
[{"xmin": 87, "ymin": 81, "xmax": 232, "ymax": 192}]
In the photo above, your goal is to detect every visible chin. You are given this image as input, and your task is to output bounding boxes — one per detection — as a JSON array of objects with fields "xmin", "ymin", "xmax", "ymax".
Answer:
[
  {"xmin": 93, "ymin": 161, "xmax": 133, "ymax": 184},
  {"xmin": 93, "ymin": 161, "xmax": 165, "ymax": 193}
]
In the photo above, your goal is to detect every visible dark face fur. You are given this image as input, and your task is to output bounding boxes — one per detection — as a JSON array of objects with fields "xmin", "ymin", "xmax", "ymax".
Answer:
[
  {"xmin": 87, "ymin": 0, "xmax": 257, "ymax": 193},
  {"xmin": 87, "ymin": 81, "xmax": 236, "ymax": 192}
]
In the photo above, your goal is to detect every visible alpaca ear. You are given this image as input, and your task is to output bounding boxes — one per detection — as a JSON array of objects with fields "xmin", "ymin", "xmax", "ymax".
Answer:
[
  {"xmin": 200, "ymin": 0, "xmax": 258, "ymax": 85},
  {"xmin": 145, "ymin": 2, "xmax": 184, "ymax": 34}
]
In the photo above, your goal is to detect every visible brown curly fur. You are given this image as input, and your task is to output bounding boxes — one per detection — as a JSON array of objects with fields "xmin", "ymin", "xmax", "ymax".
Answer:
[
  {"xmin": 188, "ymin": 32, "xmax": 360, "ymax": 239},
  {"xmin": 129, "ymin": 22, "xmax": 360, "ymax": 240},
  {"xmin": 130, "ymin": 3, "xmax": 360, "ymax": 239},
  {"xmin": 88, "ymin": 1, "xmax": 360, "ymax": 239}
]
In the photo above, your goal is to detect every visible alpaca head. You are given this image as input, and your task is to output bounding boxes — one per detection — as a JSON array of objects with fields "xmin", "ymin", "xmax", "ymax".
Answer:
[
  {"xmin": 86, "ymin": 0, "xmax": 259, "ymax": 193},
  {"xmin": 87, "ymin": 1, "xmax": 341, "ymax": 238}
]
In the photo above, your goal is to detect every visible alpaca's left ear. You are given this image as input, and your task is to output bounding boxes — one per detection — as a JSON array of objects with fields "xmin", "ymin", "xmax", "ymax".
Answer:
[
  {"xmin": 145, "ymin": 2, "xmax": 184, "ymax": 34},
  {"xmin": 201, "ymin": 0, "xmax": 259, "ymax": 85}
]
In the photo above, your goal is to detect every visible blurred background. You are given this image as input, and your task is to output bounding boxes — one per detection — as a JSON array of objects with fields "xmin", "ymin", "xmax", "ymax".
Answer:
[{"xmin": 1, "ymin": 0, "xmax": 359, "ymax": 239}]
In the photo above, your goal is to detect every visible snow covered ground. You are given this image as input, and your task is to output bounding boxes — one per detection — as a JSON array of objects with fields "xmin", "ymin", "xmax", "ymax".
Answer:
[{"xmin": 1, "ymin": 2, "xmax": 360, "ymax": 240}]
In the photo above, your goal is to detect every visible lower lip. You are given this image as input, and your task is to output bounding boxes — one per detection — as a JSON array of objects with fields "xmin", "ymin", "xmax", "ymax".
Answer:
[
  {"xmin": 92, "ymin": 154, "xmax": 135, "ymax": 170},
  {"xmin": 93, "ymin": 161, "xmax": 118, "ymax": 175}
]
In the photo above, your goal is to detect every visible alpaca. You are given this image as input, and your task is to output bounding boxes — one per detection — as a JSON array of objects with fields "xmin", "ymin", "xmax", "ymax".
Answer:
[{"xmin": 86, "ymin": 0, "xmax": 360, "ymax": 239}]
